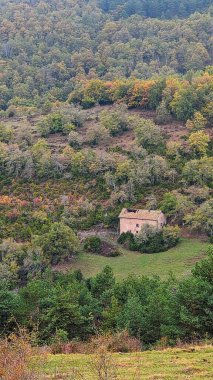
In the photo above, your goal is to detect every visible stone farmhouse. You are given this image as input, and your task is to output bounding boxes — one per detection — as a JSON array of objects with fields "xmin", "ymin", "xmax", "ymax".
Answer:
[{"xmin": 119, "ymin": 208, "xmax": 166, "ymax": 235}]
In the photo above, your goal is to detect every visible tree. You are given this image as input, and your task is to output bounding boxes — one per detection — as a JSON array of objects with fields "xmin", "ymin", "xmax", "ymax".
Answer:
[
  {"xmin": 38, "ymin": 113, "xmax": 65, "ymax": 137},
  {"xmin": 35, "ymin": 223, "xmax": 79, "ymax": 265},
  {"xmin": 185, "ymin": 200, "xmax": 213, "ymax": 237},
  {"xmin": 188, "ymin": 131, "xmax": 210, "ymax": 156},
  {"xmin": 133, "ymin": 155, "xmax": 169, "ymax": 186},
  {"xmin": 171, "ymin": 86, "xmax": 198, "ymax": 121},
  {"xmin": 0, "ymin": 124, "xmax": 13, "ymax": 143},
  {"xmin": 100, "ymin": 105, "xmax": 129, "ymax": 136},
  {"xmin": 0, "ymin": 283, "xmax": 20, "ymax": 333},
  {"xmin": 86, "ymin": 124, "xmax": 110, "ymax": 146},
  {"xmin": 159, "ymin": 192, "xmax": 178, "ymax": 216},
  {"xmin": 177, "ymin": 276, "xmax": 213, "ymax": 339},
  {"xmin": 183, "ymin": 157, "xmax": 213, "ymax": 185},
  {"xmin": 135, "ymin": 119, "xmax": 165, "ymax": 154},
  {"xmin": 184, "ymin": 43, "xmax": 210, "ymax": 71},
  {"xmin": 192, "ymin": 247, "xmax": 213, "ymax": 285},
  {"xmin": 117, "ymin": 295, "xmax": 143, "ymax": 337},
  {"xmin": 90, "ymin": 266, "xmax": 115, "ymax": 299},
  {"xmin": 202, "ymin": 101, "xmax": 213, "ymax": 127},
  {"xmin": 186, "ymin": 112, "xmax": 207, "ymax": 131},
  {"xmin": 155, "ymin": 101, "xmax": 172, "ymax": 125}
]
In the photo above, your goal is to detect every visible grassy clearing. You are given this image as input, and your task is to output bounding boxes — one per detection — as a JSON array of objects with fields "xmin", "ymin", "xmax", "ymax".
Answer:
[
  {"xmin": 68, "ymin": 238, "xmax": 210, "ymax": 280},
  {"xmin": 41, "ymin": 345, "xmax": 213, "ymax": 379}
]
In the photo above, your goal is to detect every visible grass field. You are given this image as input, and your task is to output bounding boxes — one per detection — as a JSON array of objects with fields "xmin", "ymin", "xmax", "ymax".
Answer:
[
  {"xmin": 67, "ymin": 238, "xmax": 210, "ymax": 280},
  {"xmin": 41, "ymin": 345, "xmax": 213, "ymax": 379}
]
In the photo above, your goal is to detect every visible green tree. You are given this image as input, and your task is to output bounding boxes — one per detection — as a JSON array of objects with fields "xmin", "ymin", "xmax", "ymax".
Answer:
[
  {"xmin": 159, "ymin": 192, "xmax": 178, "ymax": 216},
  {"xmin": 171, "ymin": 86, "xmax": 198, "ymax": 121},
  {"xmin": 192, "ymin": 247, "xmax": 213, "ymax": 285},
  {"xmin": 185, "ymin": 200, "xmax": 213, "ymax": 237},
  {"xmin": 90, "ymin": 266, "xmax": 115, "ymax": 299},
  {"xmin": 135, "ymin": 119, "xmax": 165, "ymax": 154},
  {"xmin": 35, "ymin": 223, "xmax": 79, "ymax": 265},
  {"xmin": 155, "ymin": 101, "xmax": 172, "ymax": 125},
  {"xmin": 0, "ymin": 283, "xmax": 20, "ymax": 333},
  {"xmin": 182, "ymin": 157, "xmax": 213, "ymax": 185}
]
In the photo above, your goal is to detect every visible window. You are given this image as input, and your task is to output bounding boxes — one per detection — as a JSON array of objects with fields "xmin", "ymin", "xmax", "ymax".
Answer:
[{"xmin": 136, "ymin": 224, "xmax": 139, "ymax": 227}]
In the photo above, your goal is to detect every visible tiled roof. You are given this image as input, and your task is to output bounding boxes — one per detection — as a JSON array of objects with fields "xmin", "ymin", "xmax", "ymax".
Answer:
[{"xmin": 119, "ymin": 208, "xmax": 163, "ymax": 221}]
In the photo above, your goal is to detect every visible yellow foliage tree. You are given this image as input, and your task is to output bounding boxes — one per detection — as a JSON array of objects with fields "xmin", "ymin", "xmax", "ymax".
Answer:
[
  {"xmin": 186, "ymin": 112, "xmax": 207, "ymax": 130},
  {"xmin": 188, "ymin": 131, "xmax": 210, "ymax": 156}
]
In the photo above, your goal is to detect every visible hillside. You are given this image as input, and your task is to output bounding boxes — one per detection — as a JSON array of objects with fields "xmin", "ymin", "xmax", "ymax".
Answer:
[
  {"xmin": 0, "ymin": 96, "xmax": 212, "ymax": 282},
  {"xmin": 1, "ymin": 0, "xmax": 213, "ymax": 111},
  {"xmin": 0, "ymin": 0, "xmax": 213, "ymax": 362}
]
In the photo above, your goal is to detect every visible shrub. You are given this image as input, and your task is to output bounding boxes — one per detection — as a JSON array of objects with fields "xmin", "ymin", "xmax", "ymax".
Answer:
[
  {"xmin": 135, "ymin": 118, "xmax": 165, "ymax": 154},
  {"xmin": 0, "ymin": 124, "xmax": 13, "ymax": 143},
  {"xmin": 0, "ymin": 331, "xmax": 42, "ymax": 380},
  {"xmin": 101, "ymin": 241, "xmax": 121, "ymax": 257},
  {"xmin": 38, "ymin": 113, "xmax": 68, "ymax": 136},
  {"xmin": 100, "ymin": 105, "xmax": 129, "ymax": 136},
  {"xmin": 118, "ymin": 224, "xmax": 180, "ymax": 254},
  {"xmin": 86, "ymin": 124, "xmax": 110, "ymax": 146},
  {"xmin": 50, "ymin": 329, "xmax": 69, "ymax": 354},
  {"xmin": 84, "ymin": 237, "xmax": 121, "ymax": 257},
  {"xmin": 89, "ymin": 331, "xmax": 141, "ymax": 353},
  {"xmin": 84, "ymin": 236, "xmax": 102, "ymax": 254},
  {"xmin": 68, "ymin": 130, "xmax": 83, "ymax": 148},
  {"xmin": 81, "ymin": 96, "xmax": 96, "ymax": 109},
  {"xmin": 136, "ymin": 225, "xmax": 165, "ymax": 253},
  {"xmin": 162, "ymin": 225, "xmax": 180, "ymax": 249},
  {"xmin": 117, "ymin": 231, "xmax": 134, "ymax": 245}
]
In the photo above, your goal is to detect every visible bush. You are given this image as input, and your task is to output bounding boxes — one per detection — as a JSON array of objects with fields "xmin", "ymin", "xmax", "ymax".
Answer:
[
  {"xmin": 135, "ymin": 118, "xmax": 165, "ymax": 154},
  {"xmin": 89, "ymin": 331, "xmax": 141, "ymax": 353},
  {"xmin": 118, "ymin": 225, "xmax": 180, "ymax": 253},
  {"xmin": 117, "ymin": 231, "xmax": 134, "ymax": 245},
  {"xmin": 81, "ymin": 96, "xmax": 96, "ymax": 109},
  {"xmin": 0, "ymin": 124, "xmax": 13, "ymax": 143},
  {"xmin": 68, "ymin": 130, "xmax": 83, "ymax": 148},
  {"xmin": 100, "ymin": 105, "xmax": 129, "ymax": 136},
  {"xmin": 84, "ymin": 236, "xmax": 102, "ymax": 254},
  {"xmin": 38, "ymin": 113, "xmax": 69, "ymax": 136},
  {"xmin": 162, "ymin": 225, "xmax": 180, "ymax": 249},
  {"xmin": 136, "ymin": 226, "xmax": 165, "ymax": 253},
  {"xmin": 84, "ymin": 237, "xmax": 121, "ymax": 257},
  {"xmin": 0, "ymin": 331, "xmax": 41, "ymax": 379},
  {"xmin": 86, "ymin": 124, "xmax": 110, "ymax": 146}
]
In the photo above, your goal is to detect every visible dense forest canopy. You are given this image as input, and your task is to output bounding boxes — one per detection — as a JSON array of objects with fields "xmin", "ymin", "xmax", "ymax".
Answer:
[
  {"xmin": 0, "ymin": 0, "xmax": 213, "ymax": 109},
  {"xmin": 98, "ymin": 0, "xmax": 213, "ymax": 18}
]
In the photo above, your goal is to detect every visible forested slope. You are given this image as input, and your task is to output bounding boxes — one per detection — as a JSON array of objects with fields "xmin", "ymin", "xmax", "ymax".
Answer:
[
  {"xmin": 98, "ymin": 0, "xmax": 212, "ymax": 18},
  {"xmin": 0, "ymin": 0, "xmax": 213, "ymax": 110}
]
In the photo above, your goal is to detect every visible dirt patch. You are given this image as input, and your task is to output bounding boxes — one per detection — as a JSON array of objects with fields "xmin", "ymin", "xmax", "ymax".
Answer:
[
  {"xmin": 46, "ymin": 133, "xmax": 68, "ymax": 153},
  {"xmin": 180, "ymin": 227, "xmax": 208, "ymax": 241}
]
